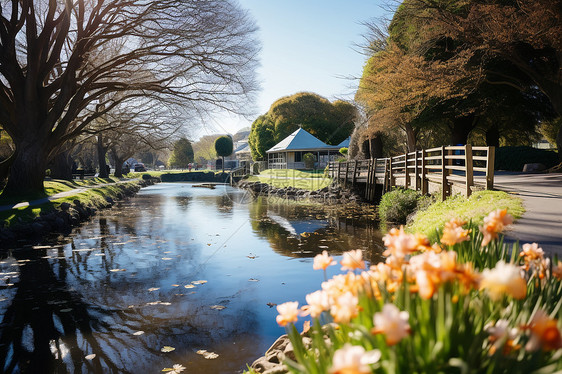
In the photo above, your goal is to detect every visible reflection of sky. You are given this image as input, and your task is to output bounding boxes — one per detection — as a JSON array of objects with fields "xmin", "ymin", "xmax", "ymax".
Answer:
[{"xmin": 0, "ymin": 183, "xmax": 382, "ymax": 373}]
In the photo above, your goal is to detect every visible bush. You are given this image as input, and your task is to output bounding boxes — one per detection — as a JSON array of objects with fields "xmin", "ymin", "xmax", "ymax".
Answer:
[
  {"xmin": 495, "ymin": 146, "xmax": 559, "ymax": 171},
  {"xmin": 378, "ymin": 188, "xmax": 424, "ymax": 224},
  {"xmin": 303, "ymin": 153, "xmax": 315, "ymax": 169}
]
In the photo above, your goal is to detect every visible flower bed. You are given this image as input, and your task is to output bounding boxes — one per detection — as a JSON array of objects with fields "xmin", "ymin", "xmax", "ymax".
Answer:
[{"xmin": 260, "ymin": 209, "xmax": 562, "ymax": 373}]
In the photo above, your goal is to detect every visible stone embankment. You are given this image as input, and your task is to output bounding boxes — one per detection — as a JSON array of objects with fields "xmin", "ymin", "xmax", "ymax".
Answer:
[
  {"xmin": 0, "ymin": 179, "xmax": 155, "ymax": 248},
  {"xmin": 237, "ymin": 180, "xmax": 364, "ymax": 203}
]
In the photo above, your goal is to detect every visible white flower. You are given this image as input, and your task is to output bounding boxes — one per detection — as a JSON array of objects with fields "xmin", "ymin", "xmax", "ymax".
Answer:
[
  {"xmin": 314, "ymin": 250, "xmax": 336, "ymax": 270},
  {"xmin": 276, "ymin": 301, "xmax": 299, "ymax": 326},
  {"xmin": 373, "ymin": 304, "xmax": 410, "ymax": 345},
  {"xmin": 330, "ymin": 292, "xmax": 358, "ymax": 324},
  {"xmin": 341, "ymin": 250, "xmax": 365, "ymax": 271},
  {"xmin": 304, "ymin": 290, "xmax": 330, "ymax": 318},
  {"xmin": 329, "ymin": 344, "xmax": 381, "ymax": 374},
  {"xmin": 172, "ymin": 364, "xmax": 186, "ymax": 373},
  {"xmin": 480, "ymin": 261, "xmax": 526, "ymax": 300}
]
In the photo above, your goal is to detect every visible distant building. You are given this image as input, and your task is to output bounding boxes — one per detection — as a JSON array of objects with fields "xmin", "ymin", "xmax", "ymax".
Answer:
[{"xmin": 266, "ymin": 128, "xmax": 347, "ymax": 169}]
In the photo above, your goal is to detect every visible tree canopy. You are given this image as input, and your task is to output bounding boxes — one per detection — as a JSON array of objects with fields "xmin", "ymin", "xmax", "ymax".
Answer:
[
  {"xmin": 215, "ymin": 136, "xmax": 233, "ymax": 158},
  {"xmin": 0, "ymin": 0, "xmax": 259, "ymax": 196},
  {"xmin": 168, "ymin": 138, "xmax": 194, "ymax": 169},
  {"xmin": 249, "ymin": 92, "xmax": 356, "ymax": 160},
  {"xmin": 355, "ymin": 0, "xmax": 560, "ymax": 157}
]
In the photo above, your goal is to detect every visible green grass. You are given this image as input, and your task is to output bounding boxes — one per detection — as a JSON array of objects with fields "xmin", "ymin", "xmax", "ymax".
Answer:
[
  {"xmin": 259, "ymin": 169, "xmax": 327, "ymax": 178},
  {"xmin": 407, "ymin": 190, "xmax": 525, "ymax": 238},
  {"xmin": 246, "ymin": 173, "xmax": 332, "ymax": 191}
]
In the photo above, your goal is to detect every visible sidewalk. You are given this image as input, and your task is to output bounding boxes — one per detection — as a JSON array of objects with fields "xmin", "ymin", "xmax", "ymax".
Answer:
[
  {"xmin": 494, "ymin": 172, "xmax": 562, "ymax": 255},
  {"xmin": 0, "ymin": 180, "xmax": 133, "ymax": 212}
]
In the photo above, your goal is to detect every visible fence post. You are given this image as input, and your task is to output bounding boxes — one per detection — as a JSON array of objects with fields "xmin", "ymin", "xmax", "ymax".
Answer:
[
  {"xmin": 421, "ymin": 150, "xmax": 427, "ymax": 195},
  {"xmin": 344, "ymin": 161, "xmax": 349, "ymax": 187},
  {"xmin": 441, "ymin": 146, "xmax": 448, "ymax": 201},
  {"xmin": 352, "ymin": 160, "xmax": 357, "ymax": 186},
  {"xmin": 404, "ymin": 154, "xmax": 410, "ymax": 189},
  {"xmin": 465, "ymin": 144, "xmax": 474, "ymax": 198},
  {"xmin": 414, "ymin": 151, "xmax": 419, "ymax": 191},
  {"xmin": 337, "ymin": 162, "xmax": 341, "ymax": 184},
  {"xmin": 388, "ymin": 157, "xmax": 393, "ymax": 190},
  {"xmin": 486, "ymin": 146, "xmax": 495, "ymax": 190}
]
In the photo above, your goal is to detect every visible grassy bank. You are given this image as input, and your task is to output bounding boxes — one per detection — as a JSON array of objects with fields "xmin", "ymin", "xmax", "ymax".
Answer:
[
  {"xmin": 0, "ymin": 178, "xmax": 145, "ymax": 227},
  {"xmin": 246, "ymin": 169, "xmax": 332, "ymax": 191},
  {"xmin": 408, "ymin": 190, "xmax": 525, "ymax": 238}
]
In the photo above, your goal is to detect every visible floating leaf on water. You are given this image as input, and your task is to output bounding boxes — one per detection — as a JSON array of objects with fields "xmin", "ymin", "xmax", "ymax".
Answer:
[
  {"xmin": 148, "ymin": 287, "xmax": 160, "ymax": 292},
  {"xmin": 161, "ymin": 258, "xmax": 172, "ymax": 261},
  {"xmin": 210, "ymin": 305, "xmax": 226, "ymax": 310},
  {"xmin": 184, "ymin": 284, "xmax": 196, "ymax": 289},
  {"xmin": 266, "ymin": 302, "xmax": 277, "ymax": 308},
  {"xmin": 133, "ymin": 331, "xmax": 145, "ymax": 336},
  {"xmin": 109, "ymin": 269, "xmax": 126, "ymax": 272},
  {"xmin": 318, "ymin": 245, "xmax": 329, "ymax": 249},
  {"xmin": 246, "ymin": 254, "xmax": 258, "ymax": 259},
  {"xmin": 160, "ymin": 302, "xmax": 171, "ymax": 306},
  {"xmin": 191, "ymin": 280, "xmax": 207, "ymax": 285},
  {"xmin": 248, "ymin": 278, "xmax": 259, "ymax": 282},
  {"xmin": 196, "ymin": 350, "xmax": 219, "ymax": 359},
  {"xmin": 206, "ymin": 243, "xmax": 211, "ymax": 246},
  {"xmin": 160, "ymin": 346, "xmax": 175, "ymax": 353},
  {"xmin": 171, "ymin": 284, "xmax": 180, "ymax": 287},
  {"xmin": 85, "ymin": 354, "xmax": 96, "ymax": 360}
]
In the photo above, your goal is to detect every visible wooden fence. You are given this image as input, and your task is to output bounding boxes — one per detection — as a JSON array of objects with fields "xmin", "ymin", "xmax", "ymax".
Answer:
[{"xmin": 328, "ymin": 145, "xmax": 495, "ymax": 201}]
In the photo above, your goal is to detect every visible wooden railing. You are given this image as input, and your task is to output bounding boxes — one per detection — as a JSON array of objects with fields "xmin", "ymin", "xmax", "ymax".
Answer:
[{"xmin": 329, "ymin": 146, "xmax": 495, "ymax": 201}]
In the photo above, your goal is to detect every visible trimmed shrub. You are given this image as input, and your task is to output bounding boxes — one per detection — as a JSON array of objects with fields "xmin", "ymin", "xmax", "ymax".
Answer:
[
  {"xmin": 303, "ymin": 153, "xmax": 315, "ymax": 169},
  {"xmin": 495, "ymin": 146, "xmax": 558, "ymax": 171},
  {"xmin": 378, "ymin": 188, "xmax": 423, "ymax": 224}
]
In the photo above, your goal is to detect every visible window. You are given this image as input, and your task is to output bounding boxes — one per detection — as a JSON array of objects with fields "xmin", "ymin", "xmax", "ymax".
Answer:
[{"xmin": 294, "ymin": 152, "xmax": 302, "ymax": 162}]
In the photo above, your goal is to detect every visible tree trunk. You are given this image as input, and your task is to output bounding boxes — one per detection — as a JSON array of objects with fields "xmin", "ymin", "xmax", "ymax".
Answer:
[
  {"xmin": 97, "ymin": 135, "xmax": 109, "ymax": 178},
  {"xmin": 111, "ymin": 148, "xmax": 124, "ymax": 178},
  {"xmin": 50, "ymin": 151, "xmax": 74, "ymax": 180},
  {"xmin": 2, "ymin": 142, "xmax": 49, "ymax": 197},
  {"xmin": 0, "ymin": 152, "xmax": 15, "ymax": 185},
  {"xmin": 222, "ymin": 156, "xmax": 225, "ymax": 172},
  {"xmin": 450, "ymin": 114, "xmax": 477, "ymax": 145},
  {"xmin": 485, "ymin": 126, "xmax": 500, "ymax": 147},
  {"xmin": 404, "ymin": 124, "xmax": 417, "ymax": 152},
  {"xmin": 369, "ymin": 133, "xmax": 384, "ymax": 158}
]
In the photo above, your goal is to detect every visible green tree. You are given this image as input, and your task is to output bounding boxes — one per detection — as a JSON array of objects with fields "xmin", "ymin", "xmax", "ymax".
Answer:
[
  {"xmin": 249, "ymin": 93, "xmax": 356, "ymax": 159},
  {"xmin": 168, "ymin": 138, "xmax": 194, "ymax": 169},
  {"xmin": 214, "ymin": 136, "xmax": 233, "ymax": 172}
]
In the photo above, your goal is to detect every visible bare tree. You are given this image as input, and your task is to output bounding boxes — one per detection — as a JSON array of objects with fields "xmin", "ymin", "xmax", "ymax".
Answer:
[{"xmin": 0, "ymin": 0, "xmax": 260, "ymax": 196}]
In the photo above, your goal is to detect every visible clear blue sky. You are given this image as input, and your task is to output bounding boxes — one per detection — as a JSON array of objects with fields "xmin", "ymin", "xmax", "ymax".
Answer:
[{"xmin": 198, "ymin": 0, "xmax": 386, "ymax": 137}]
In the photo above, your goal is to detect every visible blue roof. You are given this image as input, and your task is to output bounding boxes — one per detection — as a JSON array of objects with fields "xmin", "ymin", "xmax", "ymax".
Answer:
[
  {"xmin": 266, "ymin": 128, "xmax": 332, "ymax": 153},
  {"xmin": 336, "ymin": 137, "xmax": 350, "ymax": 148}
]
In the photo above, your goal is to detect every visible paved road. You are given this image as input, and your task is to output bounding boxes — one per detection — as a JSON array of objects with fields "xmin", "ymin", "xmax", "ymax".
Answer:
[{"xmin": 494, "ymin": 172, "xmax": 562, "ymax": 255}]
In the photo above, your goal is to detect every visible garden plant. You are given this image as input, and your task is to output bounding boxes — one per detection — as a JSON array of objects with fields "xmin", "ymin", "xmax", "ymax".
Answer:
[{"xmin": 272, "ymin": 209, "xmax": 562, "ymax": 373}]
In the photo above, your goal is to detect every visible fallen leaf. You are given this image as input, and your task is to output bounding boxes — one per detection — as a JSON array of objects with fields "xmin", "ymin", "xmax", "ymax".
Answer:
[
  {"xmin": 133, "ymin": 331, "xmax": 145, "ymax": 336},
  {"xmin": 248, "ymin": 278, "xmax": 259, "ymax": 282},
  {"xmin": 191, "ymin": 280, "xmax": 207, "ymax": 285},
  {"xmin": 210, "ymin": 305, "xmax": 226, "ymax": 310},
  {"xmin": 184, "ymin": 284, "xmax": 196, "ymax": 289},
  {"xmin": 246, "ymin": 253, "xmax": 258, "ymax": 259},
  {"xmin": 148, "ymin": 287, "xmax": 160, "ymax": 292},
  {"xmin": 171, "ymin": 284, "xmax": 180, "ymax": 287},
  {"xmin": 160, "ymin": 346, "xmax": 175, "ymax": 353},
  {"xmin": 302, "ymin": 320, "xmax": 311, "ymax": 334},
  {"xmin": 196, "ymin": 350, "xmax": 219, "ymax": 359},
  {"xmin": 85, "ymin": 354, "xmax": 96, "ymax": 360},
  {"xmin": 266, "ymin": 302, "xmax": 277, "ymax": 308},
  {"xmin": 109, "ymin": 269, "xmax": 126, "ymax": 272}
]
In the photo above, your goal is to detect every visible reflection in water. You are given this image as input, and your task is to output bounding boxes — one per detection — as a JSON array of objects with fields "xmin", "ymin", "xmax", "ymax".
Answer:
[{"xmin": 0, "ymin": 183, "xmax": 383, "ymax": 373}]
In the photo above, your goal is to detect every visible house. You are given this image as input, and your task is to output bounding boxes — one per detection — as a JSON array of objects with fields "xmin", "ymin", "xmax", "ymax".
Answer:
[{"xmin": 266, "ymin": 128, "xmax": 345, "ymax": 169}]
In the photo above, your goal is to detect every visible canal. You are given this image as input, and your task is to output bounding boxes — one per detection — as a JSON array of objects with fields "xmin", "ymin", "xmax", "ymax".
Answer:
[{"xmin": 0, "ymin": 183, "xmax": 384, "ymax": 373}]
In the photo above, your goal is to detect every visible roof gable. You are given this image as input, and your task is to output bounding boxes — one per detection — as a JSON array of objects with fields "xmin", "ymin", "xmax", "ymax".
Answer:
[{"xmin": 266, "ymin": 128, "xmax": 331, "ymax": 152}]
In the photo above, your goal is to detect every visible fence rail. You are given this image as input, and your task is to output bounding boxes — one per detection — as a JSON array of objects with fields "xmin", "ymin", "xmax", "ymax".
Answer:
[{"xmin": 328, "ymin": 145, "xmax": 495, "ymax": 201}]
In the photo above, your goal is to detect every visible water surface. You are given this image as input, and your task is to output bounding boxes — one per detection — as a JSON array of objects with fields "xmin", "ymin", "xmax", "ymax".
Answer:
[{"xmin": 0, "ymin": 183, "xmax": 383, "ymax": 373}]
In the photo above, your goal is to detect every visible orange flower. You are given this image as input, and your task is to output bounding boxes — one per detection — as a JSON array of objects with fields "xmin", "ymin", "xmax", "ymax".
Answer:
[
  {"xmin": 313, "ymin": 250, "xmax": 337, "ymax": 270},
  {"xmin": 341, "ymin": 250, "xmax": 366, "ymax": 271},
  {"xmin": 408, "ymin": 250, "xmax": 459, "ymax": 299},
  {"xmin": 520, "ymin": 243, "xmax": 548, "ymax": 279},
  {"xmin": 480, "ymin": 261, "xmax": 526, "ymax": 300},
  {"xmin": 276, "ymin": 301, "xmax": 299, "ymax": 326},
  {"xmin": 329, "ymin": 344, "xmax": 381, "ymax": 374},
  {"xmin": 519, "ymin": 243, "xmax": 544, "ymax": 261},
  {"xmin": 480, "ymin": 209, "xmax": 513, "ymax": 247},
  {"xmin": 441, "ymin": 218, "xmax": 471, "ymax": 246},
  {"xmin": 330, "ymin": 291, "xmax": 359, "ymax": 323},
  {"xmin": 382, "ymin": 227, "xmax": 424, "ymax": 258},
  {"xmin": 524, "ymin": 310, "xmax": 562, "ymax": 351},
  {"xmin": 485, "ymin": 319, "xmax": 520, "ymax": 355},
  {"xmin": 302, "ymin": 290, "xmax": 329, "ymax": 318}
]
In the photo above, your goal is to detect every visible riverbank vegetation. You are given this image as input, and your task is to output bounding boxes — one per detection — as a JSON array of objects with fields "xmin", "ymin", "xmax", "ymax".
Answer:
[{"xmin": 256, "ymin": 210, "xmax": 561, "ymax": 373}]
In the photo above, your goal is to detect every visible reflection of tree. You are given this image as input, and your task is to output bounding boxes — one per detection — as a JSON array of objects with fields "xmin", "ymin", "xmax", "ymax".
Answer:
[
  {"xmin": 174, "ymin": 195, "xmax": 192, "ymax": 210},
  {"xmin": 248, "ymin": 197, "xmax": 385, "ymax": 263},
  {"xmin": 0, "ymin": 248, "xmax": 121, "ymax": 373}
]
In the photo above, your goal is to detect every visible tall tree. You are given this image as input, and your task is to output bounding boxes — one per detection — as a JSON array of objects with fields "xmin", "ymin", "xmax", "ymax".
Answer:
[
  {"xmin": 0, "ymin": 0, "xmax": 259, "ymax": 196},
  {"xmin": 168, "ymin": 138, "xmax": 194, "ymax": 169}
]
